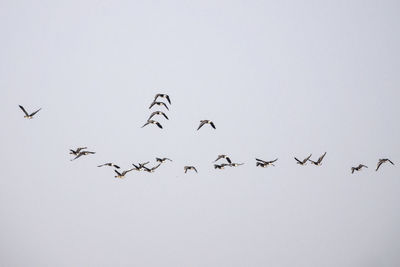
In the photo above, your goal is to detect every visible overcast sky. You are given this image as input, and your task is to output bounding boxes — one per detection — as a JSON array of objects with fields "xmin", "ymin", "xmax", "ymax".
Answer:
[{"xmin": 1, "ymin": 0, "xmax": 400, "ymax": 266}]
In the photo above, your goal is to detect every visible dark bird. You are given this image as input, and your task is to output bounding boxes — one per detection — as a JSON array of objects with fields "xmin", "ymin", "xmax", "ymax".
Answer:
[
  {"xmin": 184, "ymin": 166, "xmax": 198, "ymax": 173},
  {"xmin": 149, "ymin": 101, "xmax": 169, "ymax": 110},
  {"xmin": 351, "ymin": 164, "xmax": 368, "ymax": 174},
  {"xmin": 214, "ymin": 155, "xmax": 232, "ymax": 164},
  {"xmin": 214, "ymin": 164, "xmax": 229, "ymax": 169},
  {"xmin": 19, "ymin": 105, "xmax": 41, "ymax": 119},
  {"xmin": 256, "ymin": 158, "xmax": 278, "ymax": 167},
  {"xmin": 148, "ymin": 111, "xmax": 169, "ymax": 121},
  {"xmin": 98, "ymin": 163, "xmax": 120, "ymax": 169},
  {"xmin": 154, "ymin": 94, "xmax": 171, "ymax": 105},
  {"xmin": 229, "ymin": 163, "xmax": 244, "ymax": 167},
  {"xmin": 142, "ymin": 120, "xmax": 163, "ymax": 129},
  {"xmin": 156, "ymin": 157, "xmax": 173, "ymax": 163},
  {"xmin": 308, "ymin": 152, "xmax": 327, "ymax": 166},
  {"xmin": 114, "ymin": 169, "xmax": 134, "ymax": 179},
  {"xmin": 294, "ymin": 154, "xmax": 312, "ymax": 165},
  {"xmin": 70, "ymin": 151, "xmax": 95, "ymax": 161},
  {"xmin": 197, "ymin": 120, "xmax": 216, "ymax": 130},
  {"xmin": 69, "ymin": 147, "xmax": 88, "ymax": 156},
  {"xmin": 376, "ymin": 158, "xmax": 394, "ymax": 171},
  {"xmin": 143, "ymin": 164, "xmax": 161, "ymax": 173},
  {"xmin": 132, "ymin": 161, "xmax": 150, "ymax": 171}
]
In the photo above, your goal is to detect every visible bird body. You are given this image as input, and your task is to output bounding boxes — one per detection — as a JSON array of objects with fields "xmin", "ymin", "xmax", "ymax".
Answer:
[
  {"xmin": 149, "ymin": 101, "xmax": 169, "ymax": 110},
  {"xmin": 19, "ymin": 105, "xmax": 41, "ymax": 119},
  {"xmin": 294, "ymin": 154, "xmax": 312, "ymax": 165},
  {"xmin": 376, "ymin": 158, "xmax": 394, "ymax": 171},
  {"xmin": 142, "ymin": 120, "xmax": 163, "ymax": 129},
  {"xmin": 154, "ymin": 94, "xmax": 171, "ymax": 104},
  {"xmin": 351, "ymin": 164, "xmax": 368, "ymax": 174},
  {"xmin": 148, "ymin": 111, "xmax": 169, "ymax": 121},
  {"xmin": 98, "ymin": 163, "xmax": 120, "ymax": 169},
  {"xmin": 309, "ymin": 152, "xmax": 327, "ymax": 166},
  {"xmin": 197, "ymin": 120, "xmax": 216, "ymax": 130},
  {"xmin": 184, "ymin": 166, "xmax": 198, "ymax": 173}
]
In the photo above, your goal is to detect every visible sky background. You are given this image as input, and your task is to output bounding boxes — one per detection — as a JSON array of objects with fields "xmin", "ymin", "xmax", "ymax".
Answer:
[{"xmin": 1, "ymin": 0, "xmax": 400, "ymax": 266}]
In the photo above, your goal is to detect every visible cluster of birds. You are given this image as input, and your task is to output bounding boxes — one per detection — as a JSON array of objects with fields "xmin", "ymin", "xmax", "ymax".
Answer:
[
  {"xmin": 18, "ymin": 102, "xmax": 396, "ymax": 178},
  {"xmin": 142, "ymin": 94, "xmax": 171, "ymax": 129}
]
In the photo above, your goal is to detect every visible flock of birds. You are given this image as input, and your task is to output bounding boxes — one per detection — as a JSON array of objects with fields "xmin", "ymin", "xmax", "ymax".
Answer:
[{"xmin": 18, "ymin": 95, "xmax": 395, "ymax": 179}]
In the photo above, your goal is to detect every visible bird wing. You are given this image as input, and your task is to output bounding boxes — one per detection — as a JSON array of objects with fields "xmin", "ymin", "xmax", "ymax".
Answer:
[
  {"xmin": 304, "ymin": 154, "xmax": 312, "ymax": 163},
  {"xmin": 210, "ymin": 122, "xmax": 216, "ymax": 129},
  {"xmin": 30, "ymin": 108, "xmax": 42, "ymax": 116},
  {"xmin": 269, "ymin": 158, "xmax": 278, "ymax": 163},
  {"xmin": 152, "ymin": 164, "xmax": 161, "ymax": 170},
  {"xmin": 294, "ymin": 157, "xmax": 302, "ymax": 163},
  {"xmin": 388, "ymin": 159, "xmax": 394, "ymax": 165},
  {"xmin": 76, "ymin": 147, "xmax": 87, "ymax": 153},
  {"xmin": 256, "ymin": 158, "xmax": 267, "ymax": 163},
  {"xmin": 19, "ymin": 105, "xmax": 29, "ymax": 116},
  {"xmin": 148, "ymin": 112, "xmax": 156, "ymax": 120},
  {"xmin": 155, "ymin": 121, "xmax": 163, "ymax": 129},
  {"xmin": 166, "ymin": 158, "xmax": 172, "ymax": 161},
  {"xmin": 114, "ymin": 170, "xmax": 122, "ymax": 176},
  {"xmin": 97, "ymin": 164, "xmax": 105, "ymax": 167},
  {"xmin": 351, "ymin": 168, "xmax": 355, "ymax": 174},
  {"xmin": 376, "ymin": 161, "xmax": 383, "ymax": 171},
  {"xmin": 318, "ymin": 152, "xmax": 327, "ymax": 163},
  {"xmin": 161, "ymin": 102, "xmax": 169, "ymax": 110},
  {"xmin": 193, "ymin": 167, "xmax": 198, "ymax": 173},
  {"xmin": 184, "ymin": 167, "xmax": 188, "ymax": 173},
  {"xmin": 162, "ymin": 112, "xmax": 169, "ymax": 120},
  {"xmin": 154, "ymin": 94, "xmax": 161, "ymax": 102},
  {"xmin": 166, "ymin": 95, "xmax": 171, "ymax": 104},
  {"xmin": 225, "ymin": 157, "xmax": 232, "ymax": 164},
  {"xmin": 149, "ymin": 101, "xmax": 156, "ymax": 109},
  {"xmin": 197, "ymin": 121, "xmax": 206, "ymax": 130},
  {"xmin": 71, "ymin": 153, "xmax": 84, "ymax": 161},
  {"xmin": 142, "ymin": 122, "xmax": 150, "ymax": 128}
]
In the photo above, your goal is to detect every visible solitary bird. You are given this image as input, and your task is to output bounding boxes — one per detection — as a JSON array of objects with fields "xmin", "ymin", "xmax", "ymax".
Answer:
[
  {"xmin": 197, "ymin": 120, "xmax": 216, "ymax": 130},
  {"xmin": 229, "ymin": 163, "xmax": 244, "ymax": 167},
  {"xmin": 19, "ymin": 105, "xmax": 41, "ymax": 119},
  {"xmin": 98, "ymin": 163, "xmax": 120, "ymax": 169},
  {"xmin": 69, "ymin": 147, "xmax": 88, "ymax": 156},
  {"xmin": 308, "ymin": 152, "xmax": 327, "ymax": 166},
  {"xmin": 154, "ymin": 94, "xmax": 171, "ymax": 105},
  {"xmin": 142, "ymin": 120, "xmax": 163, "ymax": 129},
  {"xmin": 143, "ymin": 164, "xmax": 161, "ymax": 173},
  {"xmin": 256, "ymin": 158, "xmax": 278, "ymax": 167},
  {"xmin": 214, "ymin": 155, "xmax": 232, "ymax": 164},
  {"xmin": 149, "ymin": 101, "xmax": 169, "ymax": 110},
  {"xmin": 148, "ymin": 111, "xmax": 169, "ymax": 121},
  {"xmin": 294, "ymin": 154, "xmax": 312, "ymax": 165},
  {"xmin": 70, "ymin": 151, "xmax": 95, "ymax": 161},
  {"xmin": 376, "ymin": 158, "xmax": 394, "ymax": 171},
  {"xmin": 184, "ymin": 166, "xmax": 198, "ymax": 173},
  {"xmin": 156, "ymin": 157, "xmax": 172, "ymax": 163},
  {"xmin": 351, "ymin": 164, "xmax": 368, "ymax": 174},
  {"xmin": 114, "ymin": 169, "xmax": 134, "ymax": 179}
]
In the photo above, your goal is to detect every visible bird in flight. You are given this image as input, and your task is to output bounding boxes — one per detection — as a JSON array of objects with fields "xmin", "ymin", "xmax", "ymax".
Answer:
[
  {"xmin": 214, "ymin": 163, "xmax": 229, "ymax": 169},
  {"xmin": 351, "ymin": 164, "xmax": 368, "ymax": 174},
  {"xmin": 256, "ymin": 158, "xmax": 278, "ymax": 167},
  {"xmin": 149, "ymin": 101, "xmax": 169, "ymax": 110},
  {"xmin": 148, "ymin": 111, "xmax": 169, "ymax": 121},
  {"xmin": 197, "ymin": 120, "xmax": 216, "ymax": 130},
  {"xmin": 229, "ymin": 163, "xmax": 244, "ymax": 167},
  {"xmin": 154, "ymin": 94, "xmax": 171, "ymax": 105},
  {"xmin": 308, "ymin": 152, "xmax": 327, "ymax": 166},
  {"xmin": 214, "ymin": 155, "xmax": 232, "ymax": 164},
  {"xmin": 114, "ymin": 169, "xmax": 134, "ymax": 179},
  {"xmin": 98, "ymin": 163, "xmax": 120, "ymax": 169},
  {"xmin": 142, "ymin": 164, "xmax": 162, "ymax": 173},
  {"xmin": 142, "ymin": 120, "xmax": 163, "ymax": 129},
  {"xmin": 69, "ymin": 147, "xmax": 87, "ymax": 156},
  {"xmin": 376, "ymin": 158, "xmax": 394, "ymax": 171},
  {"xmin": 294, "ymin": 154, "xmax": 312, "ymax": 165},
  {"xmin": 19, "ymin": 105, "xmax": 41, "ymax": 119},
  {"xmin": 70, "ymin": 151, "xmax": 95, "ymax": 161},
  {"xmin": 156, "ymin": 157, "xmax": 172, "ymax": 163},
  {"xmin": 184, "ymin": 166, "xmax": 198, "ymax": 173},
  {"xmin": 132, "ymin": 161, "xmax": 150, "ymax": 171}
]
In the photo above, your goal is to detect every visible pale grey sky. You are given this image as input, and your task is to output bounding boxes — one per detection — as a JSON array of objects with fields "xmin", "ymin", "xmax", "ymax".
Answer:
[{"xmin": 1, "ymin": 0, "xmax": 400, "ymax": 266}]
